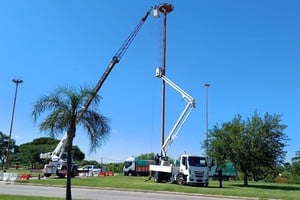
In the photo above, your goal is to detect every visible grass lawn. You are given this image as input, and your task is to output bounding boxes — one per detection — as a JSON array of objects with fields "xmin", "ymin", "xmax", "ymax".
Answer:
[
  {"xmin": 15, "ymin": 175, "xmax": 300, "ymax": 200},
  {"xmin": 0, "ymin": 194, "xmax": 63, "ymax": 200}
]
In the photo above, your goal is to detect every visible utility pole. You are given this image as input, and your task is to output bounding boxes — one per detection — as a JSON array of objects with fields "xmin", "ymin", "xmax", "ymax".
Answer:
[
  {"xmin": 156, "ymin": 3, "xmax": 174, "ymax": 157},
  {"xmin": 4, "ymin": 78, "xmax": 23, "ymax": 170},
  {"xmin": 204, "ymin": 83, "xmax": 210, "ymax": 158}
]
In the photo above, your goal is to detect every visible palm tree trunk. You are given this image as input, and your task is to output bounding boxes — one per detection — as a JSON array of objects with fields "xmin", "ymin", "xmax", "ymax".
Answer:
[{"xmin": 66, "ymin": 127, "xmax": 75, "ymax": 200}]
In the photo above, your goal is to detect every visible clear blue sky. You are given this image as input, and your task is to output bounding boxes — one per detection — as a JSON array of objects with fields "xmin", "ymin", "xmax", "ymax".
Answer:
[{"xmin": 1, "ymin": 0, "xmax": 299, "ymax": 163}]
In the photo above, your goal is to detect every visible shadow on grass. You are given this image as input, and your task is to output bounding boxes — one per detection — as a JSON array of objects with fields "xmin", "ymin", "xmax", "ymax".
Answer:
[{"xmin": 230, "ymin": 183, "xmax": 300, "ymax": 191}]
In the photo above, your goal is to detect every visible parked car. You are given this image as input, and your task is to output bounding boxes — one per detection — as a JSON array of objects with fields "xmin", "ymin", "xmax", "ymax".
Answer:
[{"xmin": 77, "ymin": 165, "xmax": 103, "ymax": 176}]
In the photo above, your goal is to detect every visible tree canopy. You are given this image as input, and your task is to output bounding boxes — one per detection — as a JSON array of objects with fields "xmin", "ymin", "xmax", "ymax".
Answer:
[
  {"xmin": 292, "ymin": 150, "xmax": 300, "ymax": 163},
  {"xmin": 0, "ymin": 131, "xmax": 16, "ymax": 168},
  {"xmin": 10, "ymin": 137, "xmax": 85, "ymax": 168},
  {"xmin": 208, "ymin": 111, "xmax": 288, "ymax": 186},
  {"xmin": 137, "ymin": 152, "xmax": 155, "ymax": 160}
]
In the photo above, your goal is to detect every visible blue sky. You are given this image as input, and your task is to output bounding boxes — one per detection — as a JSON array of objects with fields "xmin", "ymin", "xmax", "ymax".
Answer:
[{"xmin": 1, "ymin": 0, "xmax": 299, "ymax": 164}]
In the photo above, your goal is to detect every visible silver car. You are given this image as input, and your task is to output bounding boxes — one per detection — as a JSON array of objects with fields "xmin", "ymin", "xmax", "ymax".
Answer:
[{"xmin": 78, "ymin": 165, "xmax": 102, "ymax": 176}]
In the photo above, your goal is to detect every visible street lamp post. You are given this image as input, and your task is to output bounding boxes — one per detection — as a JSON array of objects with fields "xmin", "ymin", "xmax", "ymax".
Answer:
[
  {"xmin": 4, "ymin": 78, "xmax": 23, "ymax": 170},
  {"xmin": 204, "ymin": 83, "xmax": 210, "ymax": 157}
]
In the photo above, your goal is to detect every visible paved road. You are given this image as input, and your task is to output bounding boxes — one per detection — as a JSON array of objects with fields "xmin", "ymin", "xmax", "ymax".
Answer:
[{"xmin": 0, "ymin": 181, "xmax": 253, "ymax": 200}]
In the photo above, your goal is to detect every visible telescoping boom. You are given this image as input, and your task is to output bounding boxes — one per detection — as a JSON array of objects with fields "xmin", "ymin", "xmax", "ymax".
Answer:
[
  {"xmin": 155, "ymin": 67, "xmax": 196, "ymax": 158},
  {"xmin": 150, "ymin": 68, "xmax": 210, "ymax": 186},
  {"xmin": 78, "ymin": 7, "xmax": 152, "ymax": 119}
]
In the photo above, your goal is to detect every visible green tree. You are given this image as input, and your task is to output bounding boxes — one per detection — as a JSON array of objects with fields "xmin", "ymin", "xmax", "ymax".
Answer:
[
  {"xmin": 292, "ymin": 151, "xmax": 300, "ymax": 163},
  {"xmin": 290, "ymin": 151, "xmax": 300, "ymax": 183},
  {"xmin": 72, "ymin": 145, "xmax": 85, "ymax": 162},
  {"xmin": 79, "ymin": 160, "xmax": 100, "ymax": 167},
  {"xmin": 0, "ymin": 131, "xmax": 16, "ymax": 168},
  {"xmin": 32, "ymin": 86, "xmax": 110, "ymax": 200},
  {"xmin": 10, "ymin": 137, "xmax": 85, "ymax": 168},
  {"xmin": 137, "ymin": 152, "xmax": 155, "ymax": 160},
  {"xmin": 105, "ymin": 162, "xmax": 123, "ymax": 173},
  {"xmin": 208, "ymin": 112, "xmax": 288, "ymax": 186}
]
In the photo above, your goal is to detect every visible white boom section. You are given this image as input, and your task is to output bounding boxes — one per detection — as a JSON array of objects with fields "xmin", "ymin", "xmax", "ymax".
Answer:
[
  {"xmin": 40, "ymin": 132, "xmax": 67, "ymax": 161},
  {"xmin": 155, "ymin": 67, "xmax": 196, "ymax": 158}
]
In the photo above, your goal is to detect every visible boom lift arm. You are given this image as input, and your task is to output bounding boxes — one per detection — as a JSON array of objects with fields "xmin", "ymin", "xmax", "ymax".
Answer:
[
  {"xmin": 40, "ymin": 132, "xmax": 68, "ymax": 161},
  {"xmin": 78, "ymin": 8, "xmax": 152, "ymax": 119},
  {"xmin": 155, "ymin": 67, "xmax": 196, "ymax": 158},
  {"xmin": 40, "ymin": 8, "xmax": 152, "ymax": 162}
]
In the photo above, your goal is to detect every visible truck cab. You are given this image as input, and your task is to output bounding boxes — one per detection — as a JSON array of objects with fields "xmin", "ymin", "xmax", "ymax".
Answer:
[
  {"xmin": 172, "ymin": 154, "xmax": 209, "ymax": 186},
  {"xmin": 123, "ymin": 156, "xmax": 136, "ymax": 176}
]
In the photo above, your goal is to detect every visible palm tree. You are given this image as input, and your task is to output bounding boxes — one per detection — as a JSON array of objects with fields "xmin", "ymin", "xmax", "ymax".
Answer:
[{"xmin": 32, "ymin": 86, "xmax": 110, "ymax": 200}]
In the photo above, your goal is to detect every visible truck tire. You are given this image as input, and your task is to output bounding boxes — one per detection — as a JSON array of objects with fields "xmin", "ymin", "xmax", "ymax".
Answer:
[
  {"xmin": 71, "ymin": 167, "xmax": 78, "ymax": 177},
  {"xmin": 58, "ymin": 173, "xmax": 66, "ymax": 178},
  {"xmin": 128, "ymin": 171, "xmax": 134, "ymax": 176},
  {"xmin": 44, "ymin": 173, "xmax": 51, "ymax": 178},
  {"xmin": 176, "ymin": 174, "xmax": 185, "ymax": 185},
  {"xmin": 154, "ymin": 172, "xmax": 161, "ymax": 183},
  {"xmin": 57, "ymin": 167, "xmax": 66, "ymax": 178}
]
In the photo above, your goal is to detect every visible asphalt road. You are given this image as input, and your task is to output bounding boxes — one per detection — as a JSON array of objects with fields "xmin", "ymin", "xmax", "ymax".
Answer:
[{"xmin": 0, "ymin": 181, "xmax": 253, "ymax": 200}]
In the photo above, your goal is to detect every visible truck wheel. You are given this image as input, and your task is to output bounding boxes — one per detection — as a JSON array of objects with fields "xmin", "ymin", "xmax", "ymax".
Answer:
[
  {"xmin": 57, "ymin": 167, "xmax": 66, "ymax": 178},
  {"xmin": 58, "ymin": 173, "xmax": 66, "ymax": 178},
  {"xmin": 154, "ymin": 172, "xmax": 160, "ymax": 183},
  {"xmin": 71, "ymin": 166, "xmax": 78, "ymax": 177},
  {"xmin": 176, "ymin": 174, "xmax": 185, "ymax": 185},
  {"xmin": 44, "ymin": 173, "xmax": 51, "ymax": 178}
]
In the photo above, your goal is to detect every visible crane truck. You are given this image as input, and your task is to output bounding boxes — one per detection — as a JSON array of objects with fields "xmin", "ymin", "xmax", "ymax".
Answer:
[
  {"xmin": 39, "ymin": 7, "xmax": 153, "ymax": 178},
  {"xmin": 40, "ymin": 133, "xmax": 78, "ymax": 178},
  {"xmin": 149, "ymin": 67, "xmax": 210, "ymax": 186}
]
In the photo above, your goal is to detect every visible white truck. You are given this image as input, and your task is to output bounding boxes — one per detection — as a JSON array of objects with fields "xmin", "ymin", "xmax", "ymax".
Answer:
[
  {"xmin": 40, "ymin": 133, "xmax": 78, "ymax": 178},
  {"xmin": 149, "ymin": 67, "xmax": 210, "ymax": 186}
]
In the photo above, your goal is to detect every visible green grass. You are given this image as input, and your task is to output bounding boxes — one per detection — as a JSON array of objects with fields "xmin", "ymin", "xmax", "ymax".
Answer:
[
  {"xmin": 0, "ymin": 194, "xmax": 62, "ymax": 200},
  {"xmin": 18, "ymin": 175, "xmax": 300, "ymax": 200}
]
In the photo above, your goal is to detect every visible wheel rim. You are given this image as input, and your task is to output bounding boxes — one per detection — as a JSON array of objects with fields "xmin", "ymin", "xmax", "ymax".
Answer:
[{"xmin": 177, "ymin": 175, "xmax": 184, "ymax": 185}]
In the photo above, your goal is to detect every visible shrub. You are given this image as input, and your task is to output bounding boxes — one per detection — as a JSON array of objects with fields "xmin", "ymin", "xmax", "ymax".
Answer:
[
  {"xmin": 274, "ymin": 176, "xmax": 288, "ymax": 184},
  {"xmin": 264, "ymin": 174, "xmax": 276, "ymax": 183},
  {"xmin": 289, "ymin": 176, "xmax": 300, "ymax": 184}
]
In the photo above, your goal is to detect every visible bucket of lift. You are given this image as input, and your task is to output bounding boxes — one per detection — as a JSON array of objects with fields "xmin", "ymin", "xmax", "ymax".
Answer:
[{"xmin": 153, "ymin": 6, "xmax": 160, "ymax": 18}]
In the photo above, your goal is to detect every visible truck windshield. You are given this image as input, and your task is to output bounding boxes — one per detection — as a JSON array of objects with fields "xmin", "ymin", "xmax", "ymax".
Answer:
[
  {"xmin": 188, "ymin": 156, "xmax": 207, "ymax": 167},
  {"xmin": 124, "ymin": 161, "xmax": 133, "ymax": 168}
]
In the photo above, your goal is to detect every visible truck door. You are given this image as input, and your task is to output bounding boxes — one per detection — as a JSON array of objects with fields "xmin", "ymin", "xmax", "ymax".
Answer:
[{"xmin": 180, "ymin": 156, "xmax": 189, "ymax": 175}]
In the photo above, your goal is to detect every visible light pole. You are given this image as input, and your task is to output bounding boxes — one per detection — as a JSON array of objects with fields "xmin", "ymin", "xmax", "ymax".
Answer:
[
  {"xmin": 204, "ymin": 83, "xmax": 210, "ymax": 157},
  {"xmin": 4, "ymin": 78, "xmax": 23, "ymax": 170}
]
